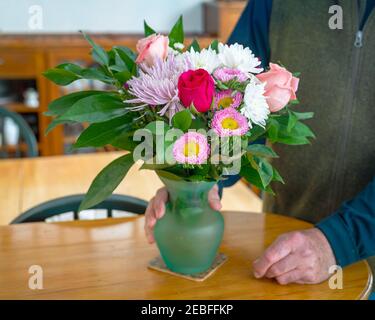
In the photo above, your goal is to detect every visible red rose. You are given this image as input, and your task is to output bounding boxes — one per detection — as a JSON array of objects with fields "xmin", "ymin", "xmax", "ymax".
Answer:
[{"xmin": 177, "ymin": 69, "xmax": 215, "ymax": 112}]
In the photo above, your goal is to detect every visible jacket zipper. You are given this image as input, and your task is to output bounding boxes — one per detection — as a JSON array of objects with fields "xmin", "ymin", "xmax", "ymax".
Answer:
[
  {"xmin": 328, "ymin": 0, "xmax": 367, "ymax": 214},
  {"xmin": 354, "ymin": 30, "xmax": 363, "ymax": 48}
]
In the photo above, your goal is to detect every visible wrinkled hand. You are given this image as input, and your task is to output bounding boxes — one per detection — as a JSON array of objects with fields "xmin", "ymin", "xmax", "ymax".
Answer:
[
  {"xmin": 144, "ymin": 184, "xmax": 222, "ymax": 244},
  {"xmin": 253, "ymin": 228, "xmax": 336, "ymax": 285}
]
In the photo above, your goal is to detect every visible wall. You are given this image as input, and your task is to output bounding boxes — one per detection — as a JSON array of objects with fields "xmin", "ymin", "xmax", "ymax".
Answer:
[{"xmin": 0, "ymin": 0, "xmax": 213, "ymax": 34}]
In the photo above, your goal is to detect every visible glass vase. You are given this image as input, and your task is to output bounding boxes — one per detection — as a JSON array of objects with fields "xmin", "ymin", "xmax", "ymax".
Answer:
[{"xmin": 154, "ymin": 175, "xmax": 224, "ymax": 274}]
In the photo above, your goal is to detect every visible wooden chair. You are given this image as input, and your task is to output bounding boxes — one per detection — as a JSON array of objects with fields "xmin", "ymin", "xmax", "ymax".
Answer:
[
  {"xmin": 10, "ymin": 194, "xmax": 148, "ymax": 224},
  {"xmin": 0, "ymin": 107, "xmax": 38, "ymax": 158}
]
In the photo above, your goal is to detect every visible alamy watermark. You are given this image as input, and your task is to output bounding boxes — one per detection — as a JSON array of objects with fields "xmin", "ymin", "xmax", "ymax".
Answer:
[
  {"xmin": 328, "ymin": 5, "xmax": 343, "ymax": 30},
  {"xmin": 328, "ymin": 265, "xmax": 343, "ymax": 289},
  {"xmin": 132, "ymin": 123, "xmax": 247, "ymax": 176},
  {"xmin": 28, "ymin": 5, "xmax": 43, "ymax": 30},
  {"xmin": 28, "ymin": 265, "xmax": 43, "ymax": 290}
]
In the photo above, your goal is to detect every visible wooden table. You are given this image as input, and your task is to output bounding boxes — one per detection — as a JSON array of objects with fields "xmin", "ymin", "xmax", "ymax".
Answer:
[
  {"xmin": 0, "ymin": 152, "xmax": 261, "ymax": 225},
  {"xmin": 0, "ymin": 212, "xmax": 371, "ymax": 299}
]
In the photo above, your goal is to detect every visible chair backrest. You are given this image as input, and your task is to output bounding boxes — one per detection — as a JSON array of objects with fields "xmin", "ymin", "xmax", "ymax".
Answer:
[
  {"xmin": 0, "ymin": 107, "xmax": 38, "ymax": 158},
  {"xmin": 11, "ymin": 194, "xmax": 148, "ymax": 224}
]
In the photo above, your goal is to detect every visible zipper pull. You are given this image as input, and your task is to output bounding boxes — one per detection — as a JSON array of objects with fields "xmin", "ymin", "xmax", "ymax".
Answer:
[{"xmin": 354, "ymin": 30, "xmax": 363, "ymax": 48}]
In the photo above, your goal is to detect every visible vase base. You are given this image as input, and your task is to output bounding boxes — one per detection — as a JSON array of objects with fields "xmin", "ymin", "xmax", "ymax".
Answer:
[{"xmin": 148, "ymin": 253, "xmax": 227, "ymax": 282}]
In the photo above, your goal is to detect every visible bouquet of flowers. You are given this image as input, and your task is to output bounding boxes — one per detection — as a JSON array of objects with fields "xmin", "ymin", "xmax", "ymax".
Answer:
[
  {"xmin": 44, "ymin": 16, "xmax": 314, "ymax": 212},
  {"xmin": 44, "ymin": 16, "xmax": 314, "ymax": 274}
]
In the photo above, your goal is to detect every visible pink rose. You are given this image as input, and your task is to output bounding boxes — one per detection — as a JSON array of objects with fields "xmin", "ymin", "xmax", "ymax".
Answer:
[
  {"xmin": 257, "ymin": 63, "xmax": 299, "ymax": 112},
  {"xmin": 135, "ymin": 34, "xmax": 169, "ymax": 67},
  {"xmin": 178, "ymin": 69, "xmax": 215, "ymax": 113}
]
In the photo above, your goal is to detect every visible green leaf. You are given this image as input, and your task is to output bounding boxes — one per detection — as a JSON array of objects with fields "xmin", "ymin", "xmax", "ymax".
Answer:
[
  {"xmin": 45, "ymin": 119, "xmax": 75, "ymax": 135},
  {"xmin": 111, "ymin": 130, "xmax": 138, "ymax": 151},
  {"xmin": 59, "ymin": 93, "xmax": 127, "ymax": 123},
  {"xmin": 265, "ymin": 185, "xmax": 275, "ymax": 195},
  {"xmin": 168, "ymin": 15, "xmax": 184, "ymax": 47},
  {"xmin": 250, "ymin": 156, "xmax": 274, "ymax": 188},
  {"xmin": 187, "ymin": 39, "xmax": 200, "ymax": 52},
  {"xmin": 293, "ymin": 111, "xmax": 314, "ymax": 120},
  {"xmin": 240, "ymin": 157, "xmax": 275, "ymax": 194},
  {"xmin": 247, "ymin": 125, "xmax": 267, "ymax": 142},
  {"xmin": 109, "ymin": 65, "xmax": 125, "ymax": 72},
  {"xmin": 80, "ymin": 68, "xmax": 115, "ymax": 84},
  {"xmin": 73, "ymin": 115, "xmax": 133, "ymax": 148},
  {"xmin": 172, "ymin": 109, "xmax": 192, "ymax": 131},
  {"xmin": 113, "ymin": 47, "xmax": 136, "ymax": 73},
  {"xmin": 57, "ymin": 63, "xmax": 83, "ymax": 74},
  {"xmin": 156, "ymin": 169, "xmax": 183, "ymax": 181},
  {"xmin": 209, "ymin": 39, "xmax": 219, "ymax": 53},
  {"xmin": 267, "ymin": 114, "xmax": 315, "ymax": 145},
  {"xmin": 79, "ymin": 153, "xmax": 135, "ymax": 211},
  {"xmin": 292, "ymin": 121, "xmax": 315, "ymax": 138},
  {"xmin": 112, "ymin": 50, "xmax": 126, "ymax": 70},
  {"xmin": 45, "ymin": 59, "xmax": 114, "ymax": 86},
  {"xmin": 45, "ymin": 93, "xmax": 127, "ymax": 134},
  {"xmin": 144, "ymin": 20, "xmax": 156, "ymax": 36},
  {"xmin": 113, "ymin": 70, "xmax": 132, "ymax": 83},
  {"xmin": 44, "ymin": 91, "xmax": 103, "ymax": 117},
  {"xmin": 190, "ymin": 118, "xmax": 206, "ymax": 130},
  {"xmin": 267, "ymin": 118, "xmax": 280, "ymax": 141},
  {"xmin": 273, "ymin": 135, "xmax": 310, "ymax": 145},
  {"xmin": 287, "ymin": 110, "xmax": 298, "ymax": 132},
  {"xmin": 43, "ymin": 67, "xmax": 80, "ymax": 86},
  {"xmin": 140, "ymin": 161, "xmax": 173, "ymax": 171},
  {"xmin": 240, "ymin": 162, "xmax": 265, "ymax": 190},
  {"xmin": 81, "ymin": 31, "xmax": 109, "ymax": 66},
  {"xmin": 272, "ymin": 167, "xmax": 285, "ymax": 184},
  {"xmin": 247, "ymin": 144, "xmax": 278, "ymax": 158}
]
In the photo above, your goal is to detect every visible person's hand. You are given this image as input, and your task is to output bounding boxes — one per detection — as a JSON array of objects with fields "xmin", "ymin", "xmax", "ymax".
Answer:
[
  {"xmin": 144, "ymin": 184, "xmax": 222, "ymax": 244},
  {"xmin": 253, "ymin": 228, "xmax": 336, "ymax": 285}
]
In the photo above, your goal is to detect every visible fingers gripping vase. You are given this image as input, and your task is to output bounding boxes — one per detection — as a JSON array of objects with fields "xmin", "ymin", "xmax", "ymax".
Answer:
[{"xmin": 154, "ymin": 176, "xmax": 224, "ymax": 275}]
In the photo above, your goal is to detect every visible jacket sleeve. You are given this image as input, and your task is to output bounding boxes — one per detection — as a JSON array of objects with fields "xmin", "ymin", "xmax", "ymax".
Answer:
[
  {"xmin": 316, "ymin": 176, "xmax": 375, "ymax": 267},
  {"xmin": 218, "ymin": 0, "xmax": 273, "ymax": 195},
  {"xmin": 227, "ymin": 0, "xmax": 272, "ymax": 65}
]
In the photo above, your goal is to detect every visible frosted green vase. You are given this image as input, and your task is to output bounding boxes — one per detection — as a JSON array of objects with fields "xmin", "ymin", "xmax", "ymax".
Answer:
[{"xmin": 154, "ymin": 176, "xmax": 224, "ymax": 275}]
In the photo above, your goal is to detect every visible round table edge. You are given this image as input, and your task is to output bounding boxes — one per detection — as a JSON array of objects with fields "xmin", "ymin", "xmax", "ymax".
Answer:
[{"xmin": 359, "ymin": 260, "xmax": 373, "ymax": 300}]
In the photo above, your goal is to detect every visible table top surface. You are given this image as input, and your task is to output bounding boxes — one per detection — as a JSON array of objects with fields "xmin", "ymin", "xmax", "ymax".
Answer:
[
  {"xmin": 0, "ymin": 152, "xmax": 261, "ymax": 225},
  {"xmin": 0, "ymin": 211, "xmax": 371, "ymax": 300}
]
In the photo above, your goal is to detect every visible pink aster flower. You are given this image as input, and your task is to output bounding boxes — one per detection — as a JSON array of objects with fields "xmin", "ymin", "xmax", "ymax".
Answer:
[
  {"xmin": 173, "ymin": 132, "xmax": 210, "ymax": 165},
  {"xmin": 214, "ymin": 67, "xmax": 249, "ymax": 83},
  {"xmin": 211, "ymin": 108, "xmax": 249, "ymax": 137},
  {"xmin": 214, "ymin": 89, "xmax": 243, "ymax": 109}
]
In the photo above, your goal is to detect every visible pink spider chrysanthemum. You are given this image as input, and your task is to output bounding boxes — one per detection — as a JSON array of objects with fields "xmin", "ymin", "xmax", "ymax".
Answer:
[
  {"xmin": 173, "ymin": 132, "xmax": 210, "ymax": 165},
  {"xmin": 125, "ymin": 53, "xmax": 192, "ymax": 119},
  {"xmin": 214, "ymin": 89, "xmax": 243, "ymax": 109},
  {"xmin": 211, "ymin": 108, "xmax": 249, "ymax": 137},
  {"xmin": 213, "ymin": 67, "xmax": 249, "ymax": 83}
]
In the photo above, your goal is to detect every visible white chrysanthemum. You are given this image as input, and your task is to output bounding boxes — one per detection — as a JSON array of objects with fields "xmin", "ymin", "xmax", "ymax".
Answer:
[
  {"xmin": 241, "ymin": 79, "xmax": 270, "ymax": 127},
  {"xmin": 184, "ymin": 47, "xmax": 221, "ymax": 74},
  {"xmin": 218, "ymin": 43, "xmax": 263, "ymax": 74}
]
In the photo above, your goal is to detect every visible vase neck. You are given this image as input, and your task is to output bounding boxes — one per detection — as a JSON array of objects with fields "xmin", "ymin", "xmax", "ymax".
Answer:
[{"xmin": 159, "ymin": 177, "xmax": 216, "ymax": 209}]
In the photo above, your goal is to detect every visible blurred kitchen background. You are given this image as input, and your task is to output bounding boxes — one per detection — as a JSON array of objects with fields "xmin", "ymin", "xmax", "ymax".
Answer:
[{"xmin": 0, "ymin": 0, "xmax": 247, "ymax": 157}]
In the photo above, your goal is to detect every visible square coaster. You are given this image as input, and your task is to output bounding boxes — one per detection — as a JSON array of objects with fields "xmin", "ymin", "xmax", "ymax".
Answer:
[{"xmin": 148, "ymin": 253, "xmax": 227, "ymax": 282}]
